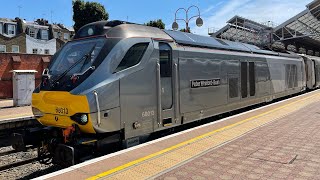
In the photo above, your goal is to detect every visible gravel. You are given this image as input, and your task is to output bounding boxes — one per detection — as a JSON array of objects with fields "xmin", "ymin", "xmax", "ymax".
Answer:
[{"xmin": 0, "ymin": 146, "xmax": 62, "ymax": 180}]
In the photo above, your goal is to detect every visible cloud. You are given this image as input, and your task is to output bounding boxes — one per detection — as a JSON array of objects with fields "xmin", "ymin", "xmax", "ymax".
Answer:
[
  {"xmin": 202, "ymin": 5, "xmax": 216, "ymax": 15},
  {"xmin": 190, "ymin": 0, "xmax": 312, "ymax": 36}
]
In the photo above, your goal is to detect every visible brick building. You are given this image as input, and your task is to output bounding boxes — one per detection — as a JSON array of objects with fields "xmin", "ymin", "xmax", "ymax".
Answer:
[
  {"xmin": 0, "ymin": 17, "xmax": 74, "ymax": 55},
  {"xmin": 0, "ymin": 18, "xmax": 17, "ymax": 38},
  {"xmin": 0, "ymin": 17, "xmax": 74, "ymax": 98},
  {"xmin": 0, "ymin": 53, "xmax": 51, "ymax": 98},
  {"xmin": 0, "ymin": 33, "xmax": 26, "ymax": 53},
  {"xmin": 51, "ymin": 23, "xmax": 75, "ymax": 42}
]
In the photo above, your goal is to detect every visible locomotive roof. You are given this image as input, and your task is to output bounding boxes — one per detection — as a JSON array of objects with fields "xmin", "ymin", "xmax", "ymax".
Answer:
[
  {"xmin": 74, "ymin": 20, "xmax": 299, "ymax": 58},
  {"xmin": 74, "ymin": 20, "xmax": 173, "ymax": 41},
  {"xmin": 164, "ymin": 30, "xmax": 280, "ymax": 56}
]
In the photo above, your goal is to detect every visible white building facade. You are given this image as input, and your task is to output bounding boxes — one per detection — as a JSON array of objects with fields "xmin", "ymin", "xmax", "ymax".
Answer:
[{"xmin": 26, "ymin": 35, "xmax": 56, "ymax": 55}]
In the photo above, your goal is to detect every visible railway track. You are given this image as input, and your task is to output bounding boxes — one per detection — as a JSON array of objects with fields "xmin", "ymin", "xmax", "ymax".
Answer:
[
  {"xmin": 0, "ymin": 147, "xmax": 38, "ymax": 171},
  {"xmin": 0, "ymin": 156, "xmax": 38, "ymax": 172},
  {"xmin": 0, "ymin": 149, "xmax": 17, "ymax": 156},
  {"xmin": 0, "ymin": 146, "xmax": 60, "ymax": 179}
]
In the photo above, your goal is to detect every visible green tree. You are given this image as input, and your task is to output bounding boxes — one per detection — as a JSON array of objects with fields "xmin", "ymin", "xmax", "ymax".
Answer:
[
  {"xmin": 180, "ymin": 27, "xmax": 190, "ymax": 33},
  {"xmin": 145, "ymin": 19, "xmax": 165, "ymax": 29},
  {"xmin": 72, "ymin": 0, "xmax": 109, "ymax": 32}
]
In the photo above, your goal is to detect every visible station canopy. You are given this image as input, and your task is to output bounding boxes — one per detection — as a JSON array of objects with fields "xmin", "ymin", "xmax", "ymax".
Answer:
[
  {"xmin": 210, "ymin": 16, "xmax": 271, "ymax": 46},
  {"xmin": 211, "ymin": 0, "xmax": 320, "ymax": 56},
  {"xmin": 273, "ymin": 0, "xmax": 320, "ymax": 53}
]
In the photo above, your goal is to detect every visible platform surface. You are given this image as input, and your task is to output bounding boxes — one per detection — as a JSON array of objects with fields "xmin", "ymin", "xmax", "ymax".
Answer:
[
  {"xmin": 38, "ymin": 90, "xmax": 320, "ymax": 180},
  {"xmin": 0, "ymin": 99, "xmax": 13, "ymax": 108},
  {"xmin": 0, "ymin": 100, "xmax": 33, "ymax": 122}
]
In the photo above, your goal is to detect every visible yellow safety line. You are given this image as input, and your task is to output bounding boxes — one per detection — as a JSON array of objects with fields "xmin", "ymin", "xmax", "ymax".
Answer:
[
  {"xmin": 0, "ymin": 113, "xmax": 33, "ymax": 120},
  {"xmin": 87, "ymin": 92, "xmax": 319, "ymax": 180},
  {"xmin": 81, "ymin": 140, "xmax": 98, "ymax": 145}
]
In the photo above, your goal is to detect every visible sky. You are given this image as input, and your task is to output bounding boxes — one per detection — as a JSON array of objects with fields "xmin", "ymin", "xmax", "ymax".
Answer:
[{"xmin": 0, "ymin": 0, "xmax": 313, "ymax": 36}]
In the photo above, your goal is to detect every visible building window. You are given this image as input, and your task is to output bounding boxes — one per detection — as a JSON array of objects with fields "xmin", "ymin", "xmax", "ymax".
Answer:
[
  {"xmin": 29, "ymin": 28, "xmax": 36, "ymax": 38},
  {"xmin": 53, "ymin": 32, "xmax": 58, "ymax": 38},
  {"xmin": 12, "ymin": 45, "xmax": 19, "ymax": 53},
  {"xmin": 32, "ymin": 48, "xmax": 38, "ymax": 54},
  {"xmin": 41, "ymin": 30, "xmax": 49, "ymax": 40},
  {"xmin": 0, "ymin": 45, "xmax": 6, "ymax": 52},
  {"xmin": 64, "ymin": 33, "xmax": 70, "ymax": 40},
  {"xmin": 7, "ymin": 24, "xmax": 15, "ymax": 35},
  {"xmin": 44, "ymin": 49, "xmax": 50, "ymax": 54},
  {"xmin": 0, "ymin": 23, "xmax": 3, "ymax": 34}
]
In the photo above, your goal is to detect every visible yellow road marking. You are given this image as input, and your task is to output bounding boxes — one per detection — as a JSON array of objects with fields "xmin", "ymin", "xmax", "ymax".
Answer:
[{"xmin": 87, "ymin": 92, "xmax": 320, "ymax": 179}]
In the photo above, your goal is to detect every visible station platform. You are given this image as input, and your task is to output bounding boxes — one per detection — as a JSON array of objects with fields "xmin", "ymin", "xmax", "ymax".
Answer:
[
  {"xmin": 38, "ymin": 90, "xmax": 320, "ymax": 180},
  {"xmin": 0, "ymin": 100, "xmax": 35, "ymax": 131},
  {"xmin": 0, "ymin": 100, "xmax": 33, "ymax": 123}
]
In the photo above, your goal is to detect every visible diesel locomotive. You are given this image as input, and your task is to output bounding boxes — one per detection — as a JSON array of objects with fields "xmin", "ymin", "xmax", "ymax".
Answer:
[{"xmin": 26, "ymin": 20, "xmax": 320, "ymax": 166}]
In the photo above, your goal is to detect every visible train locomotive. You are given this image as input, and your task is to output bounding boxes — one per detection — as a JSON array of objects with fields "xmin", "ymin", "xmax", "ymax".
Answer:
[{"xmin": 24, "ymin": 20, "xmax": 320, "ymax": 166}]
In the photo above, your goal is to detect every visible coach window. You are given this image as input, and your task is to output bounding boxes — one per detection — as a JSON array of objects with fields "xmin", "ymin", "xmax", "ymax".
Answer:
[
  {"xmin": 115, "ymin": 43, "xmax": 149, "ymax": 72},
  {"xmin": 159, "ymin": 43, "xmax": 172, "ymax": 77}
]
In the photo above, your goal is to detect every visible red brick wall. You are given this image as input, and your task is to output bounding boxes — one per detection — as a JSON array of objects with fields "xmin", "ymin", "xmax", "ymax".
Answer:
[{"xmin": 0, "ymin": 53, "xmax": 51, "ymax": 98}]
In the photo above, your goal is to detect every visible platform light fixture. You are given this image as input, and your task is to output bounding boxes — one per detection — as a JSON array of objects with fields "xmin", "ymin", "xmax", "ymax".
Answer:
[{"xmin": 172, "ymin": 5, "xmax": 203, "ymax": 33}]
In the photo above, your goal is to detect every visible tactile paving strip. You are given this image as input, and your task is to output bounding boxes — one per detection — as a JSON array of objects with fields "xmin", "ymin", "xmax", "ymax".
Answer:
[{"xmin": 88, "ymin": 92, "xmax": 320, "ymax": 180}]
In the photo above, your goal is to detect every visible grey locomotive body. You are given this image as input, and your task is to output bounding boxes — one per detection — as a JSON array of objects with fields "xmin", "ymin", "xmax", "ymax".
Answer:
[
  {"xmin": 83, "ymin": 23, "xmax": 306, "ymax": 142},
  {"xmin": 30, "ymin": 21, "xmax": 317, "ymax": 165}
]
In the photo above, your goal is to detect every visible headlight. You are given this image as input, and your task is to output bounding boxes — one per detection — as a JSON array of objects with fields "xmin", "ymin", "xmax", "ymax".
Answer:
[
  {"xmin": 80, "ymin": 114, "xmax": 88, "ymax": 124},
  {"xmin": 32, "ymin": 107, "xmax": 44, "ymax": 117},
  {"xmin": 70, "ymin": 113, "xmax": 89, "ymax": 125}
]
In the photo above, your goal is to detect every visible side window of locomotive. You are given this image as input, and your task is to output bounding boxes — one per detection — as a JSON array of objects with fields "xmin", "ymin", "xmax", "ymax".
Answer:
[
  {"xmin": 159, "ymin": 43, "xmax": 172, "ymax": 77},
  {"xmin": 114, "ymin": 43, "xmax": 149, "ymax": 73}
]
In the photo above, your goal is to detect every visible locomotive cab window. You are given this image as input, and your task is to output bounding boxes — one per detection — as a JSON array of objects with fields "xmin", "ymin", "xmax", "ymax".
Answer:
[
  {"xmin": 115, "ymin": 43, "xmax": 149, "ymax": 72},
  {"xmin": 159, "ymin": 43, "xmax": 172, "ymax": 77}
]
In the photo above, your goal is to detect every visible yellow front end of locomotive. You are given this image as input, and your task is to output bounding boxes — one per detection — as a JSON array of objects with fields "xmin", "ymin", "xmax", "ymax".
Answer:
[{"xmin": 32, "ymin": 91, "xmax": 96, "ymax": 134}]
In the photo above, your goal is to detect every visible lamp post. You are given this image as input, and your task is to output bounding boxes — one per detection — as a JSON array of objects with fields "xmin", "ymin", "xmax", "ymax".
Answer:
[{"xmin": 172, "ymin": 5, "xmax": 203, "ymax": 33}]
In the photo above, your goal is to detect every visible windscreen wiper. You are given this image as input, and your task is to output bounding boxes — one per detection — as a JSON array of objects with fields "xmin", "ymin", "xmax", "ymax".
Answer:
[{"xmin": 51, "ymin": 44, "xmax": 96, "ymax": 87}]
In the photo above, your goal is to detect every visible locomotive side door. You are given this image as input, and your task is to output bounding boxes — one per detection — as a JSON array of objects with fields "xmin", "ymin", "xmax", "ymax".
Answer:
[
  {"xmin": 155, "ymin": 42, "xmax": 178, "ymax": 129},
  {"xmin": 159, "ymin": 43, "xmax": 173, "ymax": 110}
]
